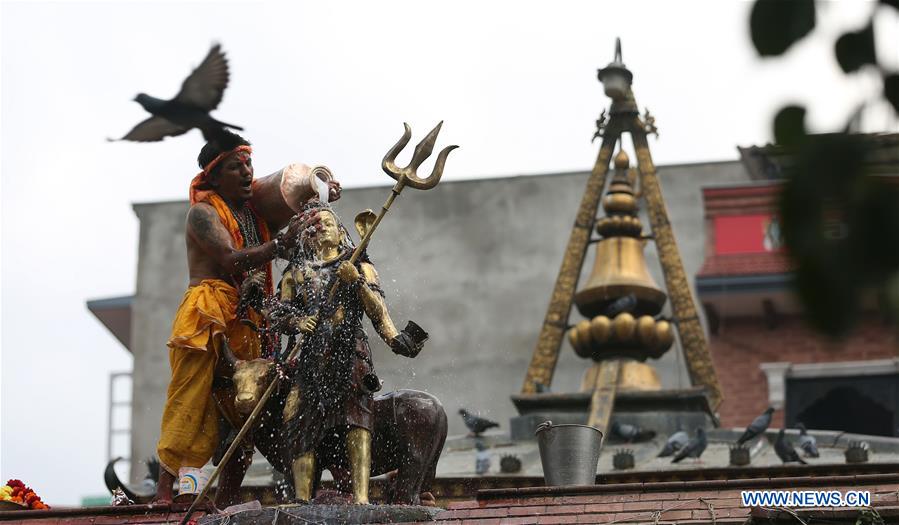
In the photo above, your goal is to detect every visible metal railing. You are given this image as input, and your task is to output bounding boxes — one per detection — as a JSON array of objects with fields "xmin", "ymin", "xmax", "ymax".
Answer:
[{"xmin": 107, "ymin": 371, "xmax": 133, "ymax": 478}]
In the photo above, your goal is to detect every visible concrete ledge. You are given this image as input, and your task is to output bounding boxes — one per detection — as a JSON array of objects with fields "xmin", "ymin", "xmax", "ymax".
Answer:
[
  {"xmin": 788, "ymin": 358, "xmax": 899, "ymax": 378},
  {"xmin": 709, "ymin": 428, "xmax": 899, "ymax": 454},
  {"xmin": 509, "ymin": 388, "xmax": 717, "ymax": 440}
]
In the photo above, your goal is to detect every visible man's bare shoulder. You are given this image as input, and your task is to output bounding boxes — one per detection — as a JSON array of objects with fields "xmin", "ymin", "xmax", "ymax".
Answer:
[
  {"xmin": 187, "ymin": 201, "xmax": 217, "ymax": 218},
  {"xmin": 186, "ymin": 202, "xmax": 226, "ymax": 243}
]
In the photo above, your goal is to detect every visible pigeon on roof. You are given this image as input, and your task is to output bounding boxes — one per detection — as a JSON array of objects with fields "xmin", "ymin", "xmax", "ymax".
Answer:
[
  {"xmin": 736, "ymin": 407, "xmax": 775, "ymax": 446},
  {"xmin": 459, "ymin": 408, "xmax": 499, "ymax": 436},
  {"xmin": 604, "ymin": 293, "xmax": 637, "ymax": 317},
  {"xmin": 612, "ymin": 421, "xmax": 656, "ymax": 443},
  {"xmin": 111, "ymin": 44, "xmax": 243, "ymax": 143},
  {"xmin": 658, "ymin": 429, "xmax": 690, "ymax": 457},
  {"xmin": 672, "ymin": 428, "xmax": 707, "ymax": 464},
  {"xmin": 796, "ymin": 423, "xmax": 819, "ymax": 458},
  {"xmin": 774, "ymin": 428, "xmax": 807, "ymax": 464}
]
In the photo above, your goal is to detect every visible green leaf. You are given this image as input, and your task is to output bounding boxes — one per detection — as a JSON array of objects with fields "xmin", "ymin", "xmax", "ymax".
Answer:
[
  {"xmin": 793, "ymin": 254, "xmax": 858, "ymax": 337},
  {"xmin": 886, "ymin": 273, "xmax": 899, "ymax": 331},
  {"xmin": 835, "ymin": 23, "xmax": 877, "ymax": 74},
  {"xmin": 778, "ymin": 134, "xmax": 869, "ymax": 338},
  {"xmin": 855, "ymin": 179, "xmax": 899, "ymax": 278},
  {"xmin": 885, "ymin": 73, "xmax": 899, "ymax": 113},
  {"xmin": 773, "ymin": 105, "xmax": 807, "ymax": 147},
  {"xmin": 750, "ymin": 0, "xmax": 816, "ymax": 56}
]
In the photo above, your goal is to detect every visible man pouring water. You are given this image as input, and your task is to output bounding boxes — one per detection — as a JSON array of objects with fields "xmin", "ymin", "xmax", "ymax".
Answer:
[{"xmin": 154, "ymin": 129, "xmax": 341, "ymax": 503}]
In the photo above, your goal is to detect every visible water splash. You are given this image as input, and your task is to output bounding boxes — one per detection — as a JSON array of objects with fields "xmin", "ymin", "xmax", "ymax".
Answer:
[{"xmin": 314, "ymin": 175, "xmax": 330, "ymax": 203}]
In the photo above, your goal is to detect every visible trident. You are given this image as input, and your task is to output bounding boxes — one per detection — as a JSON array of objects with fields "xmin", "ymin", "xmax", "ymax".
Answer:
[
  {"xmin": 352, "ymin": 121, "xmax": 457, "ymax": 261},
  {"xmin": 178, "ymin": 123, "xmax": 455, "ymax": 523}
]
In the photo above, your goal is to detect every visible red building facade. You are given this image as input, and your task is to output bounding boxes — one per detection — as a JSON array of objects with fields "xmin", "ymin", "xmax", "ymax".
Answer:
[{"xmin": 696, "ymin": 183, "xmax": 899, "ymax": 433}]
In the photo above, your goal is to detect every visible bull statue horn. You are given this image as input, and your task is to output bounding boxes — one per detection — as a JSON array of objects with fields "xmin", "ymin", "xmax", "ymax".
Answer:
[
  {"xmin": 104, "ymin": 457, "xmax": 156, "ymax": 504},
  {"xmin": 354, "ymin": 209, "xmax": 377, "ymax": 240},
  {"xmin": 218, "ymin": 333, "xmax": 238, "ymax": 368}
]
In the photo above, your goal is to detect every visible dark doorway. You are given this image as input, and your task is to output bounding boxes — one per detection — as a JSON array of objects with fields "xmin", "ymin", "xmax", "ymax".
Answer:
[{"xmin": 785, "ymin": 374, "xmax": 899, "ymax": 437}]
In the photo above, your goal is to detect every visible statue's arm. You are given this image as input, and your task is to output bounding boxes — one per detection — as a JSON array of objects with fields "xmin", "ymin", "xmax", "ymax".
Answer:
[
  {"xmin": 356, "ymin": 262, "xmax": 400, "ymax": 343},
  {"xmin": 279, "ymin": 268, "xmax": 298, "ymax": 303},
  {"xmin": 187, "ymin": 203, "xmax": 279, "ymax": 274},
  {"xmin": 337, "ymin": 260, "xmax": 425, "ymax": 357}
]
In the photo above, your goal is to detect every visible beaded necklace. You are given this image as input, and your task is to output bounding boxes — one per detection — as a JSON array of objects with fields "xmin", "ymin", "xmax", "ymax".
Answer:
[{"xmin": 227, "ymin": 201, "xmax": 262, "ymax": 248}]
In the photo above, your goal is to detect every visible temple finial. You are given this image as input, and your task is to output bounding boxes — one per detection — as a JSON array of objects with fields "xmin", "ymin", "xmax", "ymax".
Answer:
[{"xmin": 614, "ymin": 37, "xmax": 622, "ymax": 63}]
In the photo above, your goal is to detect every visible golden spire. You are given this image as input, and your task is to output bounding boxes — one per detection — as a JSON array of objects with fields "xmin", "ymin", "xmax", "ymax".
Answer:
[
  {"xmin": 569, "ymin": 148, "xmax": 673, "ymax": 362},
  {"xmin": 521, "ymin": 39, "xmax": 722, "ymax": 415},
  {"xmin": 614, "ymin": 149, "xmax": 630, "ymax": 170}
]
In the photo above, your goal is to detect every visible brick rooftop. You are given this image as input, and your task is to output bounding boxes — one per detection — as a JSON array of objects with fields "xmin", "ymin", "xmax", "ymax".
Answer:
[{"xmin": 415, "ymin": 473, "xmax": 899, "ymax": 525}]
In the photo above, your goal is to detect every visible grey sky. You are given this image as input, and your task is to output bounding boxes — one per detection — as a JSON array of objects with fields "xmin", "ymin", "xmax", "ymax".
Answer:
[{"xmin": 2, "ymin": 0, "xmax": 896, "ymax": 506}]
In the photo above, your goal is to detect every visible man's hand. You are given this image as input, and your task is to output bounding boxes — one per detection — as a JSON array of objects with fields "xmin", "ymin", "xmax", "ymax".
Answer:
[
  {"xmin": 295, "ymin": 315, "xmax": 318, "ymax": 334},
  {"xmin": 280, "ymin": 210, "xmax": 322, "ymax": 250},
  {"xmin": 328, "ymin": 180, "xmax": 342, "ymax": 202},
  {"xmin": 390, "ymin": 320, "xmax": 429, "ymax": 358},
  {"xmin": 337, "ymin": 261, "xmax": 360, "ymax": 284}
]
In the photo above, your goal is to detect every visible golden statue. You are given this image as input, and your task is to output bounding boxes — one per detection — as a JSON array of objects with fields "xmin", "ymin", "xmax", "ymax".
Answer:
[{"xmin": 274, "ymin": 202, "xmax": 427, "ymax": 504}]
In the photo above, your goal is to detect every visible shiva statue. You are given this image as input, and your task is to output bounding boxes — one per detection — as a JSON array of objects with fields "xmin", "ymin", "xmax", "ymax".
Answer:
[{"xmin": 271, "ymin": 200, "xmax": 427, "ymax": 504}]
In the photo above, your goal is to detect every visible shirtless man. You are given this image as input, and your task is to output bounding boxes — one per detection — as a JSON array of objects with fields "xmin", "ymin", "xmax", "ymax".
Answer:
[{"xmin": 154, "ymin": 130, "xmax": 340, "ymax": 503}]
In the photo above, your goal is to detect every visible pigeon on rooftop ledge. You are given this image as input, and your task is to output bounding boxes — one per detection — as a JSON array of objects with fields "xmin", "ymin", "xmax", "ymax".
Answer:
[
  {"xmin": 459, "ymin": 408, "xmax": 499, "ymax": 436},
  {"xmin": 796, "ymin": 423, "xmax": 820, "ymax": 458},
  {"xmin": 611, "ymin": 421, "xmax": 656, "ymax": 443},
  {"xmin": 658, "ymin": 429, "xmax": 689, "ymax": 457},
  {"xmin": 736, "ymin": 407, "xmax": 775, "ymax": 446},
  {"xmin": 672, "ymin": 427, "xmax": 707, "ymax": 464},
  {"xmin": 775, "ymin": 428, "xmax": 807, "ymax": 464}
]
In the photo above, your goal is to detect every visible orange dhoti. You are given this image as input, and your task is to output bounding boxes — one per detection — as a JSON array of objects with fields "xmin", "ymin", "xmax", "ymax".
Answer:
[{"xmin": 156, "ymin": 279, "xmax": 261, "ymax": 476}]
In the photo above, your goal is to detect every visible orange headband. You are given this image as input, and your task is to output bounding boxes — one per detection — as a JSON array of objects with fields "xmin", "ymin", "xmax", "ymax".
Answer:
[
  {"xmin": 189, "ymin": 145, "xmax": 254, "ymax": 205},
  {"xmin": 202, "ymin": 145, "xmax": 253, "ymax": 177}
]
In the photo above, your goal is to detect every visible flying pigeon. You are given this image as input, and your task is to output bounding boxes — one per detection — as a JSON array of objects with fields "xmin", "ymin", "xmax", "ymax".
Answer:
[
  {"xmin": 672, "ymin": 428, "xmax": 707, "ymax": 463},
  {"xmin": 736, "ymin": 407, "xmax": 775, "ymax": 446},
  {"xmin": 658, "ymin": 429, "xmax": 690, "ymax": 457},
  {"xmin": 459, "ymin": 408, "xmax": 499, "ymax": 436},
  {"xmin": 774, "ymin": 429, "xmax": 807, "ymax": 464},
  {"xmin": 796, "ymin": 423, "xmax": 819, "ymax": 458},
  {"xmin": 611, "ymin": 421, "xmax": 656, "ymax": 443},
  {"xmin": 112, "ymin": 44, "xmax": 243, "ymax": 142}
]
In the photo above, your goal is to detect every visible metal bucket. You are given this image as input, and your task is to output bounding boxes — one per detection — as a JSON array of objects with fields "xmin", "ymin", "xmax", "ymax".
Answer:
[{"xmin": 536, "ymin": 421, "xmax": 603, "ymax": 486}]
